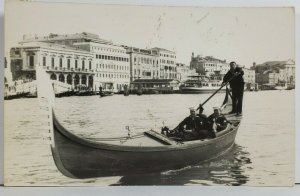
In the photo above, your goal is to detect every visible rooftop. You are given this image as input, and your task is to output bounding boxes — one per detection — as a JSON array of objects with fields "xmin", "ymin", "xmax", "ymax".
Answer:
[
  {"xmin": 151, "ymin": 47, "xmax": 174, "ymax": 53},
  {"xmin": 21, "ymin": 32, "xmax": 113, "ymax": 45},
  {"xmin": 14, "ymin": 42, "xmax": 92, "ymax": 54},
  {"xmin": 192, "ymin": 55, "xmax": 227, "ymax": 63},
  {"xmin": 255, "ymin": 59, "xmax": 295, "ymax": 67}
]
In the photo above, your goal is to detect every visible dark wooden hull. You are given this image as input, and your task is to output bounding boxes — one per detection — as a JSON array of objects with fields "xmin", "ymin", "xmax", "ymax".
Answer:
[
  {"xmin": 99, "ymin": 92, "xmax": 114, "ymax": 97},
  {"xmin": 51, "ymin": 113, "xmax": 240, "ymax": 179},
  {"xmin": 76, "ymin": 91, "xmax": 94, "ymax": 96}
]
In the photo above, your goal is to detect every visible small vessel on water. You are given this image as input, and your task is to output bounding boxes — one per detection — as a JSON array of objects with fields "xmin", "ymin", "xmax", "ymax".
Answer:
[
  {"xmin": 180, "ymin": 75, "xmax": 225, "ymax": 94},
  {"xmin": 274, "ymin": 83, "xmax": 288, "ymax": 90},
  {"xmin": 99, "ymin": 91, "xmax": 114, "ymax": 97},
  {"xmin": 99, "ymin": 86, "xmax": 114, "ymax": 97},
  {"xmin": 75, "ymin": 85, "xmax": 94, "ymax": 96},
  {"xmin": 36, "ymin": 67, "xmax": 242, "ymax": 179}
]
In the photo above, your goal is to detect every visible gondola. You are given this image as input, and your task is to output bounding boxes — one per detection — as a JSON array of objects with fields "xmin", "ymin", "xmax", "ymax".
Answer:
[
  {"xmin": 99, "ymin": 91, "xmax": 114, "ymax": 97},
  {"xmin": 36, "ymin": 67, "xmax": 242, "ymax": 179}
]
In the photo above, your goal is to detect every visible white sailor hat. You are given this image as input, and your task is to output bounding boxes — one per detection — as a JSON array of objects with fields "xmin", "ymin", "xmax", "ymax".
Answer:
[{"xmin": 189, "ymin": 107, "xmax": 196, "ymax": 111}]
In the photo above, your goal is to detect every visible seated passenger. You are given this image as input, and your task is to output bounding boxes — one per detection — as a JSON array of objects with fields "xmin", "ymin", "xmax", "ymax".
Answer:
[
  {"xmin": 176, "ymin": 107, "xmax": 212, "ymax": 140},
  {"xmin": 197, "ymin": 104, "xmax": 213, "ymax": 139},
  {"xmin": 207, "ymin": 107, "xmax": 228, "ymax": 135},
  {"xmin": 177, "ymin": 107, "xmax": 201, "ymax": 133}
]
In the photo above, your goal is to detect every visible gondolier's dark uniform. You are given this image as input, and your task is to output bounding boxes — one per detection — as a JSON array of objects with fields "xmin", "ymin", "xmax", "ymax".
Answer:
[{"xmin": 223, "ymin": 66, "xmax": 244, "ymax": 115}]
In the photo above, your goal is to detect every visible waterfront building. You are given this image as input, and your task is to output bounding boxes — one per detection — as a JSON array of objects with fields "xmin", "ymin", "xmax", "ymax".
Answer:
[
  {"xmin": 74, "ymin": 42, "xmax": 130, "ymax": 92},
  {"xmin": 125, "ymin": 47, "xmax": 160, "ymax": 82},
  {"xmin": 176, "ymin": 63, "xmax": 197, "ymax": 82},
  {"xmin": 242, "ymin": 67, "xmax": 257, "ymax": 90},
  {"xmin": 9, "ymin": 42, "xmax": 95, "ymax": 88},
  {"xmin": 17, "ymin": 32, "xmax": 131, "ymax": 92},
  {"xmin": 190, "ymin": 53, "xmax": 229, "ymax": 79},
  {"xmin": 255, "ymin": 71, "xmax": 279, "ymax": 85},
  {"xmin": 251, "ymin": 59, "xmax": 295, "ymax": 85},
  {"xmin": 243, "ymin": 67, "xmax": 255, "ymax": 84},
  {"xmin": 151, "ymin": 47, "xmax": 177, "ymax": 79}
]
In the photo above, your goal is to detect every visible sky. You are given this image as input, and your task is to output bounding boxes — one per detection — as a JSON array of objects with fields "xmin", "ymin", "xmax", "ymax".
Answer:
[{"xmin": 5, "ymin": 1, "xmax": 295, "ymax": 67}]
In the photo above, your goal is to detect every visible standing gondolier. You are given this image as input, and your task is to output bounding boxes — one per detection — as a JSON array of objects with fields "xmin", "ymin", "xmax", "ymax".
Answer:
[{"xmin": 223, "ymin": 61, "xmax": 245, "ymax": 116}]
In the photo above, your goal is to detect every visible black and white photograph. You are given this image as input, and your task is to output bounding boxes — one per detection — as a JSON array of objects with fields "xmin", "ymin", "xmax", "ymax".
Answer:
[{"xmin": 4, "ymin": 0, "xmax": 295, "ymax": 186}]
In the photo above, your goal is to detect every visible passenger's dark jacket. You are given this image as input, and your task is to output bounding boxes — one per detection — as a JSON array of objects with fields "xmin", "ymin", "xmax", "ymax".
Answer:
[
  {"xmin": 223, "ymin": 67, "xmax": 245, "ymax": 88},
  {"xmin": 207, "ymin": 114, "xmax": 228, "ymax": 132},
  {"xmin": 178, "ymin": 116, "xmax": 203, "ymax": 131}
]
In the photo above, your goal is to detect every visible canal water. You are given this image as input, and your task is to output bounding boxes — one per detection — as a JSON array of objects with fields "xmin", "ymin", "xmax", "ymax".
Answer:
[{"xmin": 4, "ymin": 90, "xmax": 294, "ymax": 186}]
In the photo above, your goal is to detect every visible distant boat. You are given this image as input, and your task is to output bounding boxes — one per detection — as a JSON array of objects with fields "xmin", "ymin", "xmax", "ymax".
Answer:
[
  {"xmin": 274, "ymin": 83, "xmax": 288, "ymax": 90},
  {"xmin": 180, "ymin": 75, "xmax": 225, "ymax": 94},
  {"xmin": 286, "ymin": 84, "xmax": 295, "ymax": 90},
  {"xmin": 99, "ymin": 91, "xmax": 114, "ymax": 97},
  {"xmin": 75, "ymin": 85, "xmax": 94, "ymax": 96}
]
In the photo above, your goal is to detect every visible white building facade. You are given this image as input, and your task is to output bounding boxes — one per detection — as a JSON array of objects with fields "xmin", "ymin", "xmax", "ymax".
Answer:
[
  {"xmin": 10, "ymin": 42, "xmax": 95, "ymax": 88},
  {"xmin": 176, "ymin": 63, "xmax": 197, "ymax": 82},
  {"xmin": 75, "ymin": 42, "xmax": 130, "ymax": 92},
  {"xmin": 126, "ymin": 47, "xmax": 159, "ymax": 82},
  {"xmin": 152, "ymin": 47, "xmax": 177, "ymax": 79}
]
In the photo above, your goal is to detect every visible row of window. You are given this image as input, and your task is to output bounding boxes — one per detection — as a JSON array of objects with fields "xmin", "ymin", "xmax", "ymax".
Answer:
[
  {"xmin": 134, "ymin": 57, "xmax": 158, "ymax": 65},
  {"xmin": 96, "ymin": 63, "xmax": 129, "ymax": 71},
  {"xmin": 96, "ymin": 73, "xmax": 129, "ymax": 79},
  {"xmin": 43, "ymin": 57, "xmax": 92, "ymax": 70},
  {"xmin": 163, "ymin": 66, "xmax": 177, "ymax": 71},
  {"xmin": 204, "ymin": 63, "xmax": 228, "ymax": 67},
  {"xmin": 92, "ymin": 47, "xmax": 125, "ymax": 54},
  {"xmin": 95, "ymin": 54, "xmax": 129, "ymax": 62},
  {"xmin": 132, "ymin": 58, "xmax": 175, "ymax": 65},
  {"xmin": 160, "ymin": 53, "xmax": 176, "ymax": 58},
  {"xmin": 161, "ymin": 59, "xmax": 175, "ymax": 64},
  {"xmin": 134, "ymin": 69, "xmax": 159, "ymax": 76}
]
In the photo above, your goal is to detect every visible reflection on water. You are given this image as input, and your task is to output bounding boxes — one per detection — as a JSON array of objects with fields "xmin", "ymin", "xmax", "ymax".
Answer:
[
  {"xmin": 4, "ymin": 90, "xmax": 294, "ymax": 186},
  {"xmin": 113, "ymin": 144, "xmax": 251, "ymax": 186}
]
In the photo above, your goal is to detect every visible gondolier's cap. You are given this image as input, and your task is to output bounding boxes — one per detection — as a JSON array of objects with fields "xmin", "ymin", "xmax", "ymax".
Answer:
[{"xmin": 189, "ymin": 107, "xmax": 196, "ymax": 111}]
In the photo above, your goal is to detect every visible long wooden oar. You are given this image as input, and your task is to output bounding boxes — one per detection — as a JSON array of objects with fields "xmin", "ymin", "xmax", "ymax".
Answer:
[{"xmin": 196, "ymin": 73, "xmax": 239, "ymax": 110}]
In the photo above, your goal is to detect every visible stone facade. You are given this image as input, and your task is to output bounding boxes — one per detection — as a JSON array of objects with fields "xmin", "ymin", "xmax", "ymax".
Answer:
[
  {"xmin": 74, "ymin": 42, "xmax": 130, "ymax": 92},
  {"xmin": 152, "ymin": 47, "xmax": 177, "ymax": 79},
  {"xmin": 126, "ymin": 47, "xmax": 160, "ymax": 82},
  {"xmin": 176, "ymin": 63, "xmax": 197, "ymax": 82},
  {"xmin": 10, "ymin": 42, "xmax": 95, "ymax": 88}
]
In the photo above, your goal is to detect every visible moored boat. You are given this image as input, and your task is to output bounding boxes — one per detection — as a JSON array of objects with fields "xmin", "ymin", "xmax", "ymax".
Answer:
[
  {"xmin": 274, "ymin": 83, "xmax": 288, "ymax": 90},
  {"xmin": 99, "ymin": 91, "xmax": 114, "ymax": 97}
]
